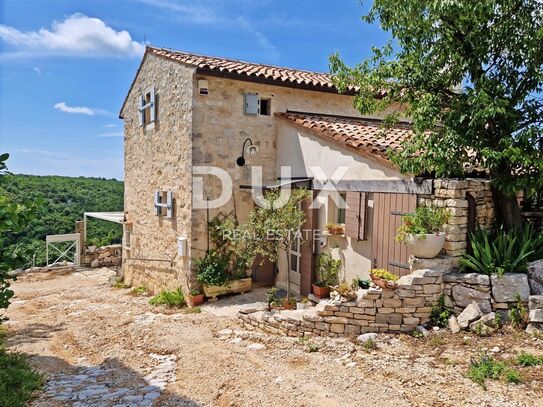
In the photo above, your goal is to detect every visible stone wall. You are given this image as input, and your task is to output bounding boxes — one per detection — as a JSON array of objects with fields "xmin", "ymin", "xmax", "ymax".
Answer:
[
  {"xmin": 240, "ymin": 269, "xmax": 444, "ymax": 337},
  {"xmin": 121, "ymin": 53, "xmax": 194, "ymax": 293},
  {"xmin": 82, "ymin": 244, "xmax": 122, "ymax": 268},
  {"xmin": 419, "ymin": 179, "xmax": 495, "ymax": 257}
]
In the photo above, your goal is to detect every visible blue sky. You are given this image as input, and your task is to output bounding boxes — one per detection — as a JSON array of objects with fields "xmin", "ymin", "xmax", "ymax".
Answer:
[{"xmin": 0, "ymin": 0, "xmax": 388, "ymax": 179}]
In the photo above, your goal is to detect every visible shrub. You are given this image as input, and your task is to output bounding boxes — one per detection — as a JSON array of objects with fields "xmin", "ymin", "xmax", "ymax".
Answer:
[
  {"xmin": 361, "ymin": 338, "xmax": 377, "ymax": 352},
  {"xmin": 515, "ymin": 351, "xmax": 543, "ymax": 367},
  {"xmin": 509, "ymin": 294, "xmax": 529, "ymax": 329},
  {"xmin": 461, "ymin": 226, "xmax": 539, "ymax": 276},
  {"xmin": 429, "ymin": 295, "xmax": 453, "ymax": 328},
  {"xmin": 0, "ymin": 329, "xmax": 43, "ymax": 407},
  {"xmin": 369, "ymin": 269, "xmax": 399, "ymax": 281},
  {"xmin": 396, "ymin": 205, "xmax": 452, "ymax": 242},
  {"xmin": 468, "ymin": 353, "xmax": 521, "ymax": 389},
  {"xmin": 149, "ymin": 288, "xmax": 185, "ymax": 308},
  {"xmin": 315, "ymin": 253, "xmax": 341, "ymax": 287},
  {"xmin": 195, "ymin": 249, "xmax": 231, "ymax": 286}
]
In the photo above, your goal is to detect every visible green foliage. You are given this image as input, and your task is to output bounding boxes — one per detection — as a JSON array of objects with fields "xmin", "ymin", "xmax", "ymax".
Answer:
[
  {"xmin": 509, "ymin": 294, "xmax": 529, "ymax": 329},
  {"xmin": 130, "ymin": 286, "xmax": 148, "ymax": 296},
  {"xmin": 266, "ymin": 287, "xmax": 279, "ymax": 305},
  {"xmin": 306, "ymin": 342, "xmax": 320, "ymax": 353},
  {"xmin": 0, "ymin": 328, "xmax": 43, "ymax": 407},
  {"xmin": 352, "ymin": 277, "xmax": 371, "ymax": 289},
  {"xmin": 315, "ymin": 253, "xmax": 341, "ymax": 287},
  {"xmin": 361, "ymin": 338, "xmax": 377, "ymax": 352},
  {"xmin": 245, "ymin": 189, "xmax": 310, "ymax": 299},
  {"xmin": 515, "ymin": 351, "xmax": 543, "ymax": 367},
  {"xmin": 369, "ymin": 268, "xmax": 399, "ymax": 282},
  {"xmin": 396, "ymin": 205, "xmax": 451, "ymax": 242},
  {"xmin": 195, "ymin": 249, "xmax": 231, "ymax": 286},
  {"xmin": 0, "ymin": 173, "xmax": 123, "ymax": 268},
  {"xmin": 461, "ymin": 227, "xmax": 537, "ymax": 275},
  {"xmin": 149, "ymin": 288, "xmax": 185, "ymax": 308},
  {"xmin": 468, "ymin": 353, "xmax": 521, "ymax": 389},
  {"xmin": 429, "ymin": 295, "xmax": 453, "ymax": 328},
  {"xmin": 330, "ymin": 1, "xmax": 543, "ymax": 227}
]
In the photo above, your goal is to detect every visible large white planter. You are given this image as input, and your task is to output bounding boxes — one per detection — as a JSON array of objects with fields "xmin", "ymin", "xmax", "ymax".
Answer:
[{"xmin": 406, "ymin": 233, "xmax": 446, "ymax": 258}]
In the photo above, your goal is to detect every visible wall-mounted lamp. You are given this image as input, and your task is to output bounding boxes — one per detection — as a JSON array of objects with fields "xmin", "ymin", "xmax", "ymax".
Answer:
[{"xmin": 236, "ymin": 137, "xmax": 259, "ymax": 166}]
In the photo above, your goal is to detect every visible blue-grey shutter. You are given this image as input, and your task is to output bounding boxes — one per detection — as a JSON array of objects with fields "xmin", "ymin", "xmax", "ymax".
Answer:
[
  {"xmin": 244, "ymin": 93, "xmax": 259, "ymax": 115},
  {"xmin": 149, "ymin": 86, "xmax": 156, "ymax": 123},
  {"xmin": 154, "ymin": 191, "xmax": 161, "ymax": 216},
  {"xmin": 166, "ymin": 191, "xmax": 173, "ymax": 218},
  {"xmin": 138, "ymin": 94, "xmax": 145, "ymax": 126}
]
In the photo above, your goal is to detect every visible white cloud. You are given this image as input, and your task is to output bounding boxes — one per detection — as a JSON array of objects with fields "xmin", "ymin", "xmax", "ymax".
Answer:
[
  {"xmin": 0, "ymin": 13, "xmax": 144, "ymax": 58},
  {"xmin": 33, "ymin": 66, "xmax": 42, "ymax": 75},
  {"xmin": 136, "ymin": 0, "xmax": 220, "ymax": 24},
  {"xmin": 103, "ymin": 123, "xmax": 118, "ymax": 128},
  {"xmin": 54, "ymin": 102, "xmax": 95, "ymax": 116},
  {"xmin": 96, "ymin": 132, "xmax": 124, "ymax": 138}
]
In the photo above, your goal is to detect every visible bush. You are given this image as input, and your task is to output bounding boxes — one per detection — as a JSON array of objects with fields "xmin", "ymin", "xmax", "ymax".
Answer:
[
  {"xmin": 149, "ymin": 288, "xmax": 185, "ymax": 308},
  {"xmin": 429, "ymin": 295, "xmax": 453, "ymax": 328},
  {"xmin": 369, "ymin": 268, "xmax": 399, "ymax": 281},
  {"xmin": 396, "ymin": 205, "xmax": 452, "ymax": 242},
  {"xmin": 0, "ymin": 329, "xmax": 43, "ymax": 407},
  {"xmin": 460, "ymin": 226, "xmax": 537, "ymax": 276},
  {"xmin": 195, "ymin": 249, "xmax": 231, "ymax": 286},
  {"xmin": 315, "ymin": 253, "xmax": 341, "ymax": 287}
]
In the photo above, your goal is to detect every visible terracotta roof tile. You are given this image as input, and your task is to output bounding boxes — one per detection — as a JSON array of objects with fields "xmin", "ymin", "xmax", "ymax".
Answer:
[
  {"xmin": 148, "ymin": 46, "xmax": 343, "ymax": 92},
  {"xmin": 275, "ymin": 111, "xmax": 412, "ymax": 163}
]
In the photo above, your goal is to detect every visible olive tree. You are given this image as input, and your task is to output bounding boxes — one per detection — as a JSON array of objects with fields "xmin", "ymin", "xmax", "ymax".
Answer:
[{"xmin": 330, "ymin": 0, "xmax": 543, "ymax": 229}]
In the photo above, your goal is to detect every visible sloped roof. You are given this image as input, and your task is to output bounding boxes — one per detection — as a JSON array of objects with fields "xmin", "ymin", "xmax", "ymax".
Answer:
[
  {"xmin": 275, "ymin": 111, "xmax": 412, "ymax": 164},
  {"xmin": 147, "ymin": 46, "xmax": 352, "ymax": 93}
]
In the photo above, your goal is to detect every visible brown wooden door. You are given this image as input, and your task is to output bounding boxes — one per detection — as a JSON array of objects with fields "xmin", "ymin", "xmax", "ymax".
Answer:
[{"xmin": 372, "ymin": 193, "xmax": 417, "ymax": 277}]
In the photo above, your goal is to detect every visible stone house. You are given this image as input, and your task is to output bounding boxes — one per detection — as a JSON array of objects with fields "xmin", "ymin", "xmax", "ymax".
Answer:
[{"xmin": 119, "ymin": 46, "xmax": 494, "ymax": 296}]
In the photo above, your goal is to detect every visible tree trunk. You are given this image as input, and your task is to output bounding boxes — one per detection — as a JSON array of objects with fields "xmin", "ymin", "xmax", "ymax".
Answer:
[
  {"xmin": 491, "ymin": 186, "xmax": 523, "ymax": 231},
  {"xmin": 285, "ymin": 241, "xmax": 291, "ymax": 301}
]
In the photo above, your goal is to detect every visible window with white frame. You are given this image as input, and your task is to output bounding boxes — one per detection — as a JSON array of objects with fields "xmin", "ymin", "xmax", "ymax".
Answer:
[
  {"xmin": 154, "ymin": 190, "xmax": 173, "ymax": 219},
  {"xmin": 139, "ymin": 86, "xmax": 156, "ymax": 126},
  {"xmin": 244, "ymin": 93, "xmax": 272, "ymax": 116}
]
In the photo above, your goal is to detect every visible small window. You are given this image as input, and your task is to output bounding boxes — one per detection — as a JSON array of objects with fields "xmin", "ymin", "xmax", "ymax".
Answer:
[
  {"xmin": 154, "ymin": 190, "xmax": 173, "ymax": 218},
  {"xmin": 259, "ymin": 98, "xmax": 271, "ymax": 116},
  {"xmin": 139, "ymin": 86, "xmax": 156, "ymax": 126},
  {"xmin": 337, "ymin": 192, "xmax": 346, "ymax": 224}
]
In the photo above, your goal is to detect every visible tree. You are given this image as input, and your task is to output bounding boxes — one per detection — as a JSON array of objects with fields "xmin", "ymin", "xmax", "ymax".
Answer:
[
  {"xmin": 246, "ymin": 189, "xmax": 309, "ymax": 300},
  {"xmin": 0, "ymin": 153, "xmax": 40, "ymax": 322},
  {"xmin": 330, "ymin": 0, "xmax": 543, "ymax": 230}
]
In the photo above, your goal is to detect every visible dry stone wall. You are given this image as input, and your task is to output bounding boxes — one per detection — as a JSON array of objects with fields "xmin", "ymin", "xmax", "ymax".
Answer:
[
  {"xmin": 240, "ymin": 269, "xmax": 444, "ymax": 337},
  {"xmin": 82, "ymin": 244, "xmax": 122, "ymax": 268}
]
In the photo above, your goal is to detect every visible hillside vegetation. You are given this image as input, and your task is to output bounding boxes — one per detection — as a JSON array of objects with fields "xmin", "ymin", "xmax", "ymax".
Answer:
[{"xmin": 0, "ymin": 174, "xmax": 123, "ymax": 268}]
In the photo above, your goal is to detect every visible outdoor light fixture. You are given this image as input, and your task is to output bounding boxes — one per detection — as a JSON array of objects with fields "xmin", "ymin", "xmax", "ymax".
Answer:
[{"xmin": 236, "ymin": 137, "xmax": 259, "ymax": 166}]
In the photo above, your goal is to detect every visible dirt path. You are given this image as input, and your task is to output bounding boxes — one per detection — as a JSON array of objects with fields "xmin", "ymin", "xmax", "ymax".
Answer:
[{"xmin": 4, "ymin": 268, "xmax": 542, "ymax": 406}]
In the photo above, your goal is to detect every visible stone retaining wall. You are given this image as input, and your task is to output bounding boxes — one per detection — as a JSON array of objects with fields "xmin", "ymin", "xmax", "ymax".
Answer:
[
  {"xmin": 240, "ymin": 269, "xmax": 444, "ymax": 337},
  {"xmin": 82, "ymin": 244, "xmax": 122, "ymax": 268}
]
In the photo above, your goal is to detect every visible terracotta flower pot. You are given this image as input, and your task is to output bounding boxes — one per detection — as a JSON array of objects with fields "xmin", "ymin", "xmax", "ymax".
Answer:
[
  {"xmin": 312, "ymin": 284, "xmax": 330, "ymax": 298},
  {"xmin": 406, "ymin": 233, "xmax": 446, "ymax": 258},
  {"xmin": 370, "ymin": 275, "xmax": 398, "ymax": 290},
  {"xmin": 188, "ymin": 294, "xmax": 204, "ymax": 306}
]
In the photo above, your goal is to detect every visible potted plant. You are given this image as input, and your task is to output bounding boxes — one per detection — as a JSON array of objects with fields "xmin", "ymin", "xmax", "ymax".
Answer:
[
  {"xmin": 266, "ymin": 287, "xmax": 296, "ymax": 310},
  {"xmin": 312, "ymin": 253, "xmax": 341, "ymax": 298},
  {"xmin": 297, "ymin": 297, "xmax": 310, "ymax": 310},
  {"xmin": 331, "ymin": 281, "xmax": 357, "ymax": 301},
  {"xmin": 187, "ymin": 288, "xmax": 204, "ymax": 306},
  {"xmin": 396, "ymin": 205, "xmax": 452, "ymax": 258},
  {"xmin": 352, "ymin": 277, "xmax": 371, "ymax": 289},
  {"xmin": 325, "ymin": 223, "xmax": 345, "ymax": 235},
  {"xmin": 369, "ymin": 269, "xmax": 399, "ymax": 289}
]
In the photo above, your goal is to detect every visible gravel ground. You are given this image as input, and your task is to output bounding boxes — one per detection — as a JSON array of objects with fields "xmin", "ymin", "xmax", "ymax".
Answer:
[{"xmin": 4, "ymin": 267, "xmax": 543, "ymax": 406}]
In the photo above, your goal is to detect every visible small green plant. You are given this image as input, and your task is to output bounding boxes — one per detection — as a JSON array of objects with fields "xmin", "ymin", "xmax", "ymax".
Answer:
[
  {"xmin": 460, "ymin": 226, "xmax": 537, "ymax": 276},
  {"xmin": 149, "ymin": 288, "xmax": 185, "ymax": 308},
  {"xmin": 369, "ymin": 269, "xmax": 399, "ymax": 282},
  {"xmin": 352, "ymin": 277, "xmax": 371, "ymax": 289},
  {"xmin": 429, "ymin": 295, "xmax": 453, "ymax": 328},
  {"xmin": 195, "ymin": 249, "xmax": 231, "ymax": 286},
  {"xmin": 306, "ymin": 342, "xmax": 320, "ymax": 353},
  {"xmin": 515, "ymin": 351, "xmax": 543, "ymax": 367},
  {"xmin": 130, "ymin": 286, "xmax": 147, "ymax": 296},
  {"xmin": 509, "ymin": 294, "xmax": 529, "ymax": 329},
  {"xmin": 315, "ymin": 253, "xmax": 341, "ymax": 287},
  {"xmin": 189, "ymin": 289, "xmax": 202, "ymax": 296},
  {"xmin": 494, "ymin": 312, "xmax": 503, "ymax": 329},
  {"xmin": 412, "ymin": 329, "xmax": 424, "ymax": 338},
  {"xmin": 361, "ymin": 339, "xmax": 377, "ymax": 352},
  {"xmin": 182, "ymin": 306, "xmax": 202, "ymax": 314},
  {"xmin": 0, "ymin": 328, "xmax": 43, "ymax": 407},
  {"xmin": 112, "ymin": 279, "xmax": 130, "ymax": 289},
  {"xmin": 266, "ymin": 287, "xmax": 279, "ymax": 305},
  {"xmin": 396, "ymin": 204, "xmax": 452, "ymax": 242},
  {"xmin": 468, "ymin": 353, "xmax": 521, "ymax": 390}
]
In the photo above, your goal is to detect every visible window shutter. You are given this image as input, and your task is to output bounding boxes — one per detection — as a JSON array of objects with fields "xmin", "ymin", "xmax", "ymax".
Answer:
[
  {"xmin": 244, "ymin": 93, "xmax": 259, "ymax": 115},
  {"xmin": 345, "ymin": 192, "xmax": 368, "ymax": 240},
  {"xmin": 166, "ymin": 191, "xmax": 173, "ymax": 219},
  {"xmin": 154, "ymin": 191, "xmax": 161, "ymax": 216},
  {"xmin": 138, "ymin": 94, "xmax": 145, "ymax": 126},
  {"xmin": 149, "ymin": 86, "xmax": 156, "ymax": 123}
]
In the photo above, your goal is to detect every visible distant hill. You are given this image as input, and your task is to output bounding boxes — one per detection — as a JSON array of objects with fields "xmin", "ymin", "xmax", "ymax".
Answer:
[{"xmin": 0, "ymin": 174, "xmax": 124, "ymax": 267}]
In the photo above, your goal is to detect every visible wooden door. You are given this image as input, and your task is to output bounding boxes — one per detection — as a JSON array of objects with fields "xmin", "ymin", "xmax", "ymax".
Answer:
[{"xmin": 372, "ymin": 193, "xmax": 417, "ymax": 277}]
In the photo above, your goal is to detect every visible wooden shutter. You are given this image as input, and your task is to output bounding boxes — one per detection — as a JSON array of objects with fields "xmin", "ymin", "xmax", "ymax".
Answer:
[
  {"xmin": 244, "ymin": 93, "xmax": 259, "ymax": 115},
  {"xmin": 345, "ymin": 192, "xmax": 367, "ymax": 240},
  {"xmin": 138, "ymin": 94, "xmax": 145, "ymax": 126},
  {"xmin": 149, "ymin": 86, "xmax": 156, "ymax": 123}
]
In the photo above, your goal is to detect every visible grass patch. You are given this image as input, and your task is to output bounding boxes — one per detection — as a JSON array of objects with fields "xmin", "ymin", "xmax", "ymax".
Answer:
[
  {"xmin": 468, "ymin": 353, "xmax": 521, "ymax": 390},
  {"xmin": 111, "ymin": 278, "xmax": 130, "ymax": 289},
  {"xmin": 515, "ymin": 351, "xmax": 543, "ymax": 367},
  {"xmin": 149, "ymin": 288, "xmax": 185, "ymax": 308},
  {"xmin": 0, "ymin": 327, "xmax": 43, "ymax": 407},
  {"xmin": 306, "ymin": 342, "xmax": 320, "ymax": 353},
  {"xmin": 360, "ymin": 339, "xmax": 377, "ymax": 352},
  {"xmin": 129, "ymin": 286, "xmax": 148, "ymax": 296},
  {"xmin": 182, "ymin": 306, "xmax": 201, "ymax": 314}
]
